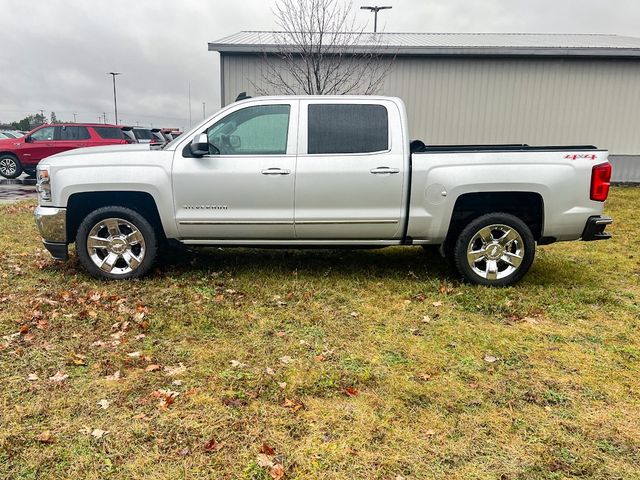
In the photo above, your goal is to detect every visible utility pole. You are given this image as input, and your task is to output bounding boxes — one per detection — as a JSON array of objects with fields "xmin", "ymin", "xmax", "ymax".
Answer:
[
  {"xmin": 72, "ymin": 112, "xmax": 77, "ymax": 123},
  {"xmin": 107, "ymin": 72, "xmax": 121, "ymax": 124},
  {"xmin": 102, "ymin": 112, "xmax": 107, "ymax": 124},
  {"xmin": 360, "ymin": 5, "xmax": 392, "ymax": 32},
  {"xmin": 202, "ymin": 102, "xmax": 206, "ymax": 119},
  {"xmin": 188, "ymin": 81, "xmax": 192, "ymax": 127}
]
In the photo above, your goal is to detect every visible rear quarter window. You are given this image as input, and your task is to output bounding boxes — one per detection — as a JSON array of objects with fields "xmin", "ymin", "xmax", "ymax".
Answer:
[
  {"xmin": 134, "ymin": 129, "xmax": 153, "ymax": 140},
  {"xmin": 94, "ymin": 127, "xmax": 124, "ymax": 139},
  {"xmin": 307, "ymin": 104, "xmax": 389, "ymax": 154}
]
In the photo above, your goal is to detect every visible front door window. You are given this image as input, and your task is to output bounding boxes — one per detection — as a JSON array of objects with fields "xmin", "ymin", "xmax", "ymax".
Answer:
[{"xmin": 30, "ymin": 127, "xmax": 55, "ymax": 141}]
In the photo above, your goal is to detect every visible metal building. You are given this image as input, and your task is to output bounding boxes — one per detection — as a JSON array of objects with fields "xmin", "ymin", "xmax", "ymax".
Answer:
[{"xmin": 208, "ymin": 32, "xmax": 640, "ymax": 182}]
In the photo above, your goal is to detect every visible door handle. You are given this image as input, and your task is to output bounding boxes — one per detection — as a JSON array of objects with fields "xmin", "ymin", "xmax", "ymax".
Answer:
[
  {"xmin": 261, "ymin": 168, "xmax": 291, "ymax": 175},
  {"xmin": 370, "ymin": 166, "xmax": 400, "ymax": 174}
]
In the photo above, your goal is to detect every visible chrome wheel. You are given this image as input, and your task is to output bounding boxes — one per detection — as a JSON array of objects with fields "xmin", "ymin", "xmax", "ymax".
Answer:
[
  {"xmin": 86, "ymin": 218, "xmax": 146, "ymax": 275},
  {"xmin": 466, "ymin": 224, "xmax": 525, "ymax": 280},
  {"xmin": 0, "ymin": 157, "xmax": 17, "ymax": 177}
]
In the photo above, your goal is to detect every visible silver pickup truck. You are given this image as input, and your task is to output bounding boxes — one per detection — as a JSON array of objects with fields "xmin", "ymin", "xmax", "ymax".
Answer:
[{"xmin": 34, "ymin": 96, "xmax": 612, "ymax": 286}]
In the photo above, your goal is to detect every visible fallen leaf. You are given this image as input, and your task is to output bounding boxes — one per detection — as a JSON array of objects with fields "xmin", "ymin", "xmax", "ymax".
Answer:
[
  {"xmin": 278, "ymin": 382, "xmax": 287, "ymax": 389},
  {"xmin": 105, "ymin": 370, "xmax": 121, "ymax": 381},
  {"xmin": 259, "ymin": 442, "xmax": 276, "ymax": 456},
  {"xmin": 270, "ymin": 464, "xmax": 285, "ymax": 480},
  {"xmin": 421, "ymin": 315, "xmax": 431, "ymax": 323},
  {"xmin": 256, "ymin": 453, "xmax": 274, "ymax": 468},
  {"xmin": 345, "ymin": 386, "xmax": 359, "ymax": 397},
  {"xmin": 151, "ymin": 389, "xmax": 180, "ymax": 410},
  {"xmin": 265, "ymin": 367, "xmax": 276, "ymax": 375},
  {"xmin": 127, "ymin": 351, "xmax": 141, "ymax": 358},
  {"xmin": 91, "ymin": 428, "xmax": 108, "ymax": 440},
  {"xmin": 172, "ymin": 379, "xmax": 183, "ymax": 386},
  {"xmin": 145, "ymin": 364, "xmax": 161, "ymax": 372},
  {"xmin": 432, "ymin": 301, "xmax": 443, "ymax": 307},
  {"xmin": 27, "ymin": 373, "xmax": 39, "ymax": 381},
  {"xmin": 279, "ymin": 356, "xmax": 293, "ymax": 365},
  {"xmin": 484, "ymin": 355, "xmax": 498, "ymax": 363},
  {"xmin": 230, "ymin": 360, "xmax": 248, "ymax": 368},
  {"xmin": 523, "ymin": 316, "xmax": 540, "ymax": 324},
  {"xmin": 221, "ymin": 396, "xmax": 248, "ymax": 408},
  {"xmin": 417, "ymin": 373, "xmax": 432, "ymax": 381},
  {"xmin": 282, "ymin": 398, "xmax": 304, "ymax": 412},
  {"xmin": 164, "ymin": 364, "xmax": 187, "ymax": 376},
  {"xmin": 425, "ymin": 429, "xmax": 436, "ymax": 436},
  {"xmin": 349, "ymin": 311, "xmax": 359, "ymax": 318},
  {"xmin": 203, "ymin": 438, "xmax": 225, "ymax": 453},
  {"xmin": 19, "ymin": 324, "xmax": 29, "ymax": 335},
  {"xmin": 49, "ymin": 371, "xmax": 68, "ymax": 382},
  {"xmin": 36, "ymin": 430, "xmax": 55, "ymax": 444},
  {"xmin": 178, "ymin": 447, "xmax": 191, "ymax": 456},
  {"xmin": 97, "ymin": 399, "xmax": 110, "ymax": 410},
  {"xmin": 275, "ymin": 331, "xmax": 286, "ymax": 337}
]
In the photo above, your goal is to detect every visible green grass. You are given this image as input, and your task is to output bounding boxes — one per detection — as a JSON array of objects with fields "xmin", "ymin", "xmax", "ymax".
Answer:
[{"xmin": 1, "ymin": 187, "xmax": 639, "ymax": 479}]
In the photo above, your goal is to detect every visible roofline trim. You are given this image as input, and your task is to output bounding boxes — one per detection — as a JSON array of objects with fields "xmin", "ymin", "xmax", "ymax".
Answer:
[{"xmin": 208, "ymin": 43, "xmax": 640, "ymax": 58}]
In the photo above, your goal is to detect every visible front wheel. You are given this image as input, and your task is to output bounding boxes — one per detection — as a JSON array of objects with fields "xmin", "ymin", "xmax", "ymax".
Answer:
[
  {"xmin": 75, "ymin": 206, "xmax": 158, "ymax": 280},
  {"xmin": 0, "ymin": 154, "xmax": 22, "ymax": 179},
  {"xmin": 453, "ymin": 213, "xmax": 535, "ymax": 287}
]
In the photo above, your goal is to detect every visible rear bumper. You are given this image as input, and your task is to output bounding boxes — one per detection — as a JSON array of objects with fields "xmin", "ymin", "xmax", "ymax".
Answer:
[
  {"xmin": 581, "ymin": 215, "xmax": 612, "ymax": 241},
  {"xmin": 34, "ymin": 206, "xmax": 68, "ymax": 260}
]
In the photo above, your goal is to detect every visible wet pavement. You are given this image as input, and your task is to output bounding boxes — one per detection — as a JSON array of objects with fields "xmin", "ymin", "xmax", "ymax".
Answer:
[{"xmin": 0, "ymin": 175, "xmax": 37, "ymax": 203}]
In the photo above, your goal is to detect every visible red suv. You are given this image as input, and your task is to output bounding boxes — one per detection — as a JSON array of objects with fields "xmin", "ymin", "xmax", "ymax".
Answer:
[{"xmin": 0, "ymin": 123, "xmax": 131, "ymax": 178}]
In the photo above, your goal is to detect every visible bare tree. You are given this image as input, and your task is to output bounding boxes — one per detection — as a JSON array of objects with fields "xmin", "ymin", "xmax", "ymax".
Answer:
[{"xmin": 254, "ymin": 0, "xmax": 394, "ymax": 96}]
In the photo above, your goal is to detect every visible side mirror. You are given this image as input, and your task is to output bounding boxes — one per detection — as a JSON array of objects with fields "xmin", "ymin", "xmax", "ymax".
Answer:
[{"xmin": 189, "ymin": 133, "xmax": 211, "ymax": 157}]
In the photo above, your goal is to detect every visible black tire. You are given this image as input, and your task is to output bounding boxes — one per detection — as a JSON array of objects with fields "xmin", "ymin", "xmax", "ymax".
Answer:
[
  {"xmin": 453, "ymin": 213, "xmax": 535, "ymax": 287},
  {"xmin": 0, "ymin": 154, "xmax": 22, "ymax": 179},
  {"xmin": 75, "ymin": 206, "xmax": 158, "ymax": 280}
]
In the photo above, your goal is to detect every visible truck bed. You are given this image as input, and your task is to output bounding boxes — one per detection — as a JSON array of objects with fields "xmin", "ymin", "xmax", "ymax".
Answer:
[{"xmin": 410, "ymin": 141, "xmax": 599, "ymax": 154}]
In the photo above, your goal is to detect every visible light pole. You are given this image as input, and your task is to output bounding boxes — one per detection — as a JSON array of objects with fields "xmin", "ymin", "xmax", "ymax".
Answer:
[
  {"xmin": 202, "ymin": 102, "xmax": 206, "ymax": 119},
  {"xmin": 107, "ymin": 72, "xmax": 121, "ymax": 124},
  {"xmin": 360, "ymin": 5, "xmax": 392, "ymax": 32}
]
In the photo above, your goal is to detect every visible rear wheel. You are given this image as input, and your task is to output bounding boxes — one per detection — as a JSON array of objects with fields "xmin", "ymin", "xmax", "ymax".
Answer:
[
  {"xmin": 453, "ymin": 213, "xmax": 535, "ymax": 287},
  {"xmin": 0, "ymin": 154, "xmax": 22, "ymax": 179},
  {"xmin": 76, "ymin": 206, "xmax": 158, "ymax": 280}
]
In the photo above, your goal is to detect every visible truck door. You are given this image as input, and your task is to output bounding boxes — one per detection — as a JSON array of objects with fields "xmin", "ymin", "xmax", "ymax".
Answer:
[
  {"xmin": 294, "ymin": 100, "xmax": 406, "ymax": 240},
  {"xmin": 172, "ymin": 100, "xmax": 298, "ymax": 239}
]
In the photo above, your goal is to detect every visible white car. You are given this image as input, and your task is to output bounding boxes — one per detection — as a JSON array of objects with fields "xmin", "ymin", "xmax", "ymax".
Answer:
[{"xmin": 34, "ymin": 96, "xmax": 612, "ymax": 286}]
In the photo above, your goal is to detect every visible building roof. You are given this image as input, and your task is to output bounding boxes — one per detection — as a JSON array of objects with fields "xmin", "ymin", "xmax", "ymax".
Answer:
[{"xmin": 209, "ymin": 31, "xmax": 640, "ymax": 58}]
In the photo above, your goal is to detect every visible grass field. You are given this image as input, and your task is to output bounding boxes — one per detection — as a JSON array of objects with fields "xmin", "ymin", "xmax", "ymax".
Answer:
[{"xmin": 1, "ymin": 187, "xmax": 639, "ymax": 479}]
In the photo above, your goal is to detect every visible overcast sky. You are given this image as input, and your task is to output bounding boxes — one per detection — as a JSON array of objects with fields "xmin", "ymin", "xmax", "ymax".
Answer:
[{"xmin": 0, "ymin": 0, "xmax": 638, "ymax": 129}]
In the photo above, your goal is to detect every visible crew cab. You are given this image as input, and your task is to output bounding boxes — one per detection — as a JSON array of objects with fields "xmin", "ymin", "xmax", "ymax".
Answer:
[
  {"xmin": 34, "ymin": 96, "xmax": 612, "ymax": 286},
  {"xmin": 0, "ymin": 123, "xmax": 130, "ymax": 178}
]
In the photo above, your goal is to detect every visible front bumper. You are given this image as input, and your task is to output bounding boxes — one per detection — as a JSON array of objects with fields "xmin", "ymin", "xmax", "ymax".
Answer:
[
  {"xmin": 34, "ymin": 206, "xmax": 68, "ymax": 260},
  {"xmin": 581, "ymin": 215, "xmax": 613, "ymax": 241}
]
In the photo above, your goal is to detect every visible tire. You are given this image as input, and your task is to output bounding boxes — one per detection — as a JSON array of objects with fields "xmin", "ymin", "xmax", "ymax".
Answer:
[
  {"xmin": 75, "ymin": 206, "xmax": 158, "ymax": 280},
  {"xmin": 0, "ymin": 154, "xmax": 22, "ymax": 179},
  {"xmin": 453, "ymin": 213, "xmax": 535, "ymax": 287}
]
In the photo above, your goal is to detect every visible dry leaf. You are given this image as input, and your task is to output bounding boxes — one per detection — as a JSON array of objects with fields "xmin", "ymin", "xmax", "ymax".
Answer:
[
  {"xmin": 432, "ymin": 301, "xmax": 443, "ymax": 307},
  {"xmin": 105, "ymin": 370, "xmax": 121, "ymax": 381},
  {"xmin": 230, "ymin": 360, "xmax": 248, "ymax": 368},
  {"xmin": 151, "ymin": 389, "xmax": 180, "ymax": 410},
  {"xmin": 345, "ymin": 386, "xmax": 359, "ymax": 397},
  {"xmin": 270, "ymin": 464, "xmax": 285, "ymax": 480},
  {"xmin": 36, "ymin": 430, "xmax": 55, "ymax": 444},
  {"xmin": 256, "ymin": 453, "xmax": 274, "ymax": 468},
  {"xmin": 259, "ymin": 442, "xmax": 276, "ymax": 456},
  {"xmin": 145, "ymin": 364, "xmax": 161, "ymax": 372},
  {"xmin": 127, "ymin": 351, "xmax": 141, "ymax": 358},
  {"xmin": 49, "ymin": 371, "xmax": 68, "ymax": 382},
  {"xmin": 265, "ymin": 367, "xmax": 276, "ymax": 376},
  {"xmin": 282, "ymin": 398, "xmax": 304, "ymax": 412},
  {"xmin": 279, "ymin": 356, "xmax": 293, "ymax": 365},
  {"xmin": 27, "ymin": 373, "xmax": 39, "ymax": 381},
  {"xmin": 349, "ymin": 311, "xmax": 359, "ymax": 318},
  {"xmin": 278, "ymin": 382, "xmax": 287, "ymax": 389},
  {"xmin": 91, "ymin": 428, "xmax": 108, "ymax": 440},
  {"xmin": 203, "ymin": 438, "xmax": 225, "ymax": 453},
  {"xmin": 425, "ymin": 429, "xmax": 436, "ymax": 436},
  {"xmin": 417, "ymin": 373, "xmax": 432, "ymax": 381},
  {"xmin": 97, "ymin": 399, "xmax": 110, "ymax": 409},
  {"xmin": 484, "ymin": 355, "xmax": 498, "ymax": 363},
  {"xmin": 164, "ymin": 363, "xmax": 187, "ymax": 376}
]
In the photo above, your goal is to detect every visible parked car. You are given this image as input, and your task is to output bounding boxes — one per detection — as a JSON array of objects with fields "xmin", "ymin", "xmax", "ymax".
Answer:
[
  {"xmin": 150, "ymin": 128, "xmax": 167, "ymax": 147},
  {"xmin": 131, "ymin": 127, "xmax": 155, "ymax": 144},
  {"xmin": 0, "ymin": 130, "xmax": 24, "ymax": 139},
  {"xmin": 34, "ymin": 96, "xmax": 612, "ymax": 286},
  {"xmin": 0, "ymin": 123, "xmax": 132, "ymax": 178},
  {"xmin": 118, "ymin": 126, "xmax": 138, "ymax": 144}
]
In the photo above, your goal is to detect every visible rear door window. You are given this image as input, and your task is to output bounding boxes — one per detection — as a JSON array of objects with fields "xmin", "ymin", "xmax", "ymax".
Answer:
[
  {"xmin": 307, "ymin": 104, "xmax": 388, "ymax": 154},
  {"xmin": 94, "ymin": 126, "xmax": 124, "ymax": 139},
  {"xmin": 56, "ymin": 126, "xmax": 90, "ymax": 140}
]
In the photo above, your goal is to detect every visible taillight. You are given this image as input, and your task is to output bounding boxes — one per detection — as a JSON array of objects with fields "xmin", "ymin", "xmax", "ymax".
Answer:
[{"xmin": 590, "ymin": 163, "xmax": 611, "ymax": 202}]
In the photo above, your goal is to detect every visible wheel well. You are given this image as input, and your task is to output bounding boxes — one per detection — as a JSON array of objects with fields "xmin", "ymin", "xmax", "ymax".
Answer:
[
  {"xmin": 445, "ymin": 192, "xmax": 544, "ymax": 245},
  {"xmin": 0, "ymin": 152, "xmax": 18, "ymax": 158},
  {"xmin": 66, "ymin": 191, "xmax": 164, "ymax": 243}
]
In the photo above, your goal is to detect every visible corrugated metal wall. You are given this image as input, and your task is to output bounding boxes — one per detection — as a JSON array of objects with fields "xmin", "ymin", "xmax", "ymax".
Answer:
[{"xmin": 221, "ymin": 54, "xmax": 640, "ymax": 179}]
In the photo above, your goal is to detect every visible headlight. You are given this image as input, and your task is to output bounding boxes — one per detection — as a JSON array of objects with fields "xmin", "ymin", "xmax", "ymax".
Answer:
[{"xmin": 36, "ymin": 165, "xmax": 51, "ymax": 202}]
